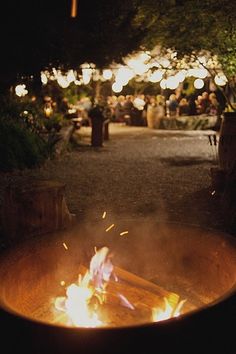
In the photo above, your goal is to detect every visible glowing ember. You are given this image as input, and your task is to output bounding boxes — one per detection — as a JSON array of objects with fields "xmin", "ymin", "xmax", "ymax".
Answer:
[{"xmin": 102, "ymin": 211, "xmax": 107, "ymax": 219}]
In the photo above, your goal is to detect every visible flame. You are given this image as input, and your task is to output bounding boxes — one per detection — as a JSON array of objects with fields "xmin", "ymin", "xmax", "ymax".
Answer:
[
  {"xmin": 54, "ymin": 246, "xmax": 187, "ymax": 328},
  {"xmin": 118, "ymin": 293, "xmax": 135, "ymax": 310},
  {"xmin": 152, "ymin": 297, "xmax": 186, "ymax": 322},
  {"xmin": 54, "ymin": 247, "xmax": 114, "ymax": 327}
]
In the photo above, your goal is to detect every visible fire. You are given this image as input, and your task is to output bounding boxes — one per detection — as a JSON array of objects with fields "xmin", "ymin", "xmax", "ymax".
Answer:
[
  {"xmin": 54, "ymin": 246, "xmax": 187, "ymax": 328},
  {"xmin": 54, "ymin": 247, "xmax": 114, "ymax": 327},
  {"xmin": 152, "ymin": 297, "xmax": 186, "ymax": 322}
]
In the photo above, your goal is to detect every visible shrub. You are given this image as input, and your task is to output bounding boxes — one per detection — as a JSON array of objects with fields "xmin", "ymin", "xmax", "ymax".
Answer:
[
  {"xmin": 0, "ymin": 94, "xmax": 67, "ymax": 172},
  {"xmin": 0, "ymin": 119, "xmax": 48, "ymax": 172}
]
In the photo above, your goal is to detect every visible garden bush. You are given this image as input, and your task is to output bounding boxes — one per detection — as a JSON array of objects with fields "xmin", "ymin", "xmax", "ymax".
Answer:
[
  {"xmin": 0, "ymin": 94, "xmax": 65, "ymax": 172},
  {"xmin": 0, "ymin": 119, "xmax": 48, "ymax": 172}
]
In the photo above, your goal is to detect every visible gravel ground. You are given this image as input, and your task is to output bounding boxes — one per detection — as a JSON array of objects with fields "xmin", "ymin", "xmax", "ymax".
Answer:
[{"xmin": 0, "ymin": 123, "xmax": 225, "ymax": 233}]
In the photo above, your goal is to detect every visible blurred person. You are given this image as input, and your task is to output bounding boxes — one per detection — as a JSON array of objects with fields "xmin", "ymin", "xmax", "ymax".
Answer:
[
  {"xmin": 188, "ymin": 94, "xmax": 197, "ymax": 116},
  {"xmin": 167, "ymin": 94, "xmax": 179, "ymax": 117},
  {"xmin": 209, "ymin": 92, "xmax": 220, "ymax": 116},
  {"xmin": 178, "ymin": 98, "xmax": 189, "ymax": 116},
  {"xmin": 195, "ymin": 95, "xmax": 203, "ymax": 114},
  {"xmin": 146, "ymin": 96, "xmax": 157, "ymax": 129},
  {"xmin": 166, "ymin": 94, "xmax": 179, "ymax": 129},
  {"xmin": 81, "ymin": 97, "xmax": 92, "ymax": 112},
  {"xmin": 155, "ymin": 95, "xmax": 166, "ymax": 128},
  {"xmin": 88, "ymin": 96, "xmax": 110, "ymax": 147},
  {"xmin": 123, "ymin": 95, "xmax": 135, "ymax": 125},
  {"xmin": 199, "ymin": 91, "xmax": 210, "ymax": 114},
  {"xmin": 132, "ymin": 94, "xmax": 146, "ymax": 126},
  {"xmin": 114, "ymin": 95, "xmax": 125, "ymax": 122},
  {"xmin": 107, "ymin": 95, "xmax": 117, "ymax": 121},
  {"xmin": 142, "ymin": 95, "xmax": 151, "ymax": 125}
]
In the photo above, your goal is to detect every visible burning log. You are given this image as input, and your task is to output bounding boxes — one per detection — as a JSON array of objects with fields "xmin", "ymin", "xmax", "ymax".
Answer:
[{"xmin": 53, "ymin": 263, "xmax": 192, "ymax": 327}]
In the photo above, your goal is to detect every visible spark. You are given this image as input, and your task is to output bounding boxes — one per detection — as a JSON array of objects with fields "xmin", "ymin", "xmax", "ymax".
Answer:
[
  {"xmin": 60, "ymin": 281, "xmax": 65, "ymax": 286},
  {"xmin": 105, "ymin": 224, "xmax": 115, "ymax": 232},
  {"xmin": 63, "ymin": 242, "xmax": 68, "ymax": 250},
  {"xmin": 120, "ymin": 231, "xmax": 129, "ymax": 236},
  {"xmin": 102, "ymin": 211, "xmax": 107, "ymax": 219}
]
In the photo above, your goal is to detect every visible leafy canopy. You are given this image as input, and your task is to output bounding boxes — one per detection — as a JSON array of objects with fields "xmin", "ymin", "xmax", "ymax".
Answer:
[{"xmin": 135, "ymin": 0, "xmax": 236, "ymax": 78}]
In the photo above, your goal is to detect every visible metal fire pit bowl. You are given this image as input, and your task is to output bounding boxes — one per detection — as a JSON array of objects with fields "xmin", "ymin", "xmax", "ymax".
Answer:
[{"xmin": 1, "ymin": 221, "xmax": 236, "ymax": 354}]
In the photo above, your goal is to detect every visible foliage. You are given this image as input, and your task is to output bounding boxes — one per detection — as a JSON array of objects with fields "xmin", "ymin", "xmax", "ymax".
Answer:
[
  {"xmin": 0, "ymin": 119, "xmax": 48, "ymax": 172},
  {"xmin": 126, "ymin": 78, "xmax": 160, "ymax": 95},
  {"xmin": 0, "ymin": 94, "xmax": 45, "ymax": 132},
  {"xmin": 0, "ymin": 94, "xmax": 65, "ymax": 171},
  {"xmin": 43, "ymin": 113, "xmax": 64, "ymax": 133},
  {"xmin": 181, "ymin": 78, "xmax": 196, "ymax": 97},
  {"xmin": 136, "ymin": 1, "xmax": 236, "ymax": 67},
  {"xmin": 0, "ymin": 0, "xmax": 147, "ymax": 89},
  {"xmin": 135, "ymin": 0, "xmax": 236, "ymax": 106},
  {"xmin": 3, "ymin": 0, "xmax": 236, "ymax": 107},
  {"xmin": 61, "ymin": 83, "xmax": 80, "ymax": 105}
]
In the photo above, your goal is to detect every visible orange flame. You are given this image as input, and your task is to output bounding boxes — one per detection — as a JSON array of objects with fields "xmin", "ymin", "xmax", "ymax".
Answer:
[
  {"xmin": 152, "ymin": 297, "xmax": 186, "ymax": 322},
  {"xmin": 54, "ymin": 247, "xmax": 114, "ymax": 327},
  {"xmin": 54, "ymin": 246, "xmax": 186, "ymax": 327}
]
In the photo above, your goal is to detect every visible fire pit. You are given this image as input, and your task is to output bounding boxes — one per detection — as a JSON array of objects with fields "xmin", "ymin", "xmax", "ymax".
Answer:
[{"xmin": 0, "ymin": 220, "xmax": 236, "ymax": 354}]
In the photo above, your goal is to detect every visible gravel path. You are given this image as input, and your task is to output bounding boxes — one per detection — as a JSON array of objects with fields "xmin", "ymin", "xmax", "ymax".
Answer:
[{"xmin": 0, "ymin": 123, "xmax": 225, "ymax": 233}]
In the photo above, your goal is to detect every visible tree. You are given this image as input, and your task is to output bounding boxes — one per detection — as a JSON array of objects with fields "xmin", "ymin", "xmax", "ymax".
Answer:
[
  {"xmin": 135, "ymin": 0, "xmax": 236, "ymax": 107},
  {"xmin": 0, "ymin": 0, "xmax": 147, "ymax": 91}
]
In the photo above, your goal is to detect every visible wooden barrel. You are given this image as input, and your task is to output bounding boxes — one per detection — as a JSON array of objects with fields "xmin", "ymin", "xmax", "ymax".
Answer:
[{"xmin": 218, "ymin": 112, "xmax": 236, "ymax": 173}]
